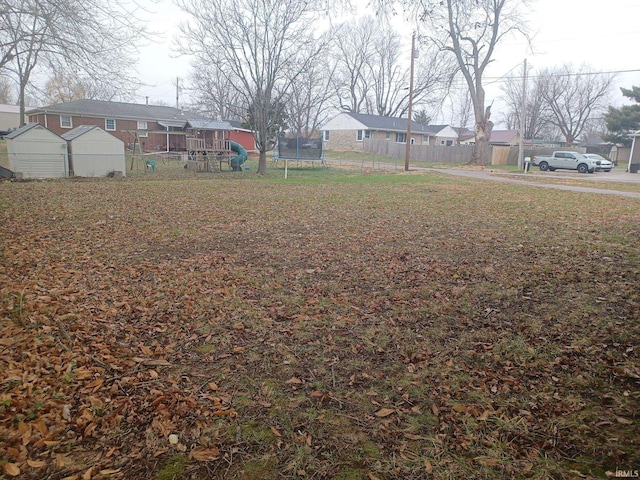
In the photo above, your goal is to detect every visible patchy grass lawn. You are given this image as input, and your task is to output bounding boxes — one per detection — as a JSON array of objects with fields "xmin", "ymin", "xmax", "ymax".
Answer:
[{"xmin": 0, "ymin": 169, "xmax": 638, "ymax": 480}]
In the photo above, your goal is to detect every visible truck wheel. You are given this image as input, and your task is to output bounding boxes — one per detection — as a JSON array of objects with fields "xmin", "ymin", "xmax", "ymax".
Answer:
[
  {"xmin": 539, "ymin": 161, "xmax": 549, "ymax": 171},
  {"xmin": 577, "ymin": 163, "xmax": 588, "ymax": 174}
]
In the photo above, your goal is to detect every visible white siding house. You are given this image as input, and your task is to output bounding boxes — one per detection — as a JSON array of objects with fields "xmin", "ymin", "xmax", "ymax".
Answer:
[
  {"xmin": 320, "ymin": 112, "xmax": 459, "ymax": 151},
  {"xmin": 6, "ymin": 123, "xmax": 68, "ymax": 179},
  {"xmin": 62, "ymin": 125, "xmax": 126, "ymax": 177}
]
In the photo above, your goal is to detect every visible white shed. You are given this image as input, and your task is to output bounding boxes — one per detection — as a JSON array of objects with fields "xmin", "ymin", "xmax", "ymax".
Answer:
[
  {"xmin": 61, "ymin": 125, "xmax": 126, "ymax": 177},
  {"xmin": 6, "ymin": 123, "xmax": 68, "ymax": 179}
]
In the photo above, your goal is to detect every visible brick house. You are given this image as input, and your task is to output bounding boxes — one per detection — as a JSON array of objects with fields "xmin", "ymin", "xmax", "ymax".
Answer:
[
  {"xmin": 320, "ymin": 112, "xmax": 458, "ymax": 151},
  {"xmin": 26, "ymin": 100, "xmax": 254, "ymax": 153}
]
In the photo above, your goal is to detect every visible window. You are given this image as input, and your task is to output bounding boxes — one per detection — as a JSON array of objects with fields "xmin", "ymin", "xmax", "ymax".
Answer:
[
  {"xmin": 385, "ymin": 132, "xmax": 390, "ymax": 140},
  {"xmin": 364, "ymin": 130, "xmax": 371, "ymax": 139},
  {"xmin": 423, "ymin": 135, "xmax": 429, "ymax": 143},
  {"xmin": 323, "ymin": 130, "xmax": 330, "ymax": 141},
  {"xmin": 137, "ymin": 121, "xmax": 148, "ymax": 130},
  {"xmin": 60, "ymin": 115, "xmax": 72, "ymax": 128},
  {"xmin": 395, "ymin": 132, "xmax": 406, "ymax": 143},
  {"xmin": 356, "ymin": 130, "xmax": 364, "ymax": 142},
  {"xmin": 446, "ymin": 140, "xmax": 453, "ymax": 146},
  {"xmin": 138, "ymin": 131, "xmax": 148, "ymax": 138},
  {"xmin": 105, "ymin": 118, "xmax": 116, "ymax": 131}
]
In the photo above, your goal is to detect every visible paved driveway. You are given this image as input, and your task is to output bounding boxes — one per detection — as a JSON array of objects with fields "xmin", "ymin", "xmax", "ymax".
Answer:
[{"xmin": 422, "ymin": 167, "xmax": 640, "ymax": 199}]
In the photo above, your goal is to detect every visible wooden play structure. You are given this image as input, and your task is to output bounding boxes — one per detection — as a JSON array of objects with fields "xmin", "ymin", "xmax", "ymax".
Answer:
[{"xmin": 185, "ymin": 137, "xmax": 233, "ymax": 172}]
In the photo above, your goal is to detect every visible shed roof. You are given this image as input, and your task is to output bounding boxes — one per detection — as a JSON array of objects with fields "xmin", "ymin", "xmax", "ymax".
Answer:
[
  {"xmin": 61, "ymin": 125, "xmax": 101, "ymax": 141},
  {"xmin": 4, "ymin": 123, "xmax": 48, "ymax": 139},
  {"xmin": 27, "ymin": 99, "xmax": 208, "ymax": 123},
  {"xmin": 187, "ymin": 119, "xmax": 234, "ymax": 130}
]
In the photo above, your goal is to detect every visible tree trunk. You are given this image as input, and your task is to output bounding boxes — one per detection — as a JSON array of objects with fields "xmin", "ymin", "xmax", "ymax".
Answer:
[
  {"xmin": 257, "ymin": 150, "xmax": 267, "ymax": 175},
  {"xmin": 473, "ymin": 105, "xmax": 493, "ymax": 166}
]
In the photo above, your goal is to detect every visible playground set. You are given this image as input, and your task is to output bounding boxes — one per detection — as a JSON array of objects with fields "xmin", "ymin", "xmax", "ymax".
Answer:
[{"xmin": 185, "ymin": 137, "xmax": 248, "ymax": 172}]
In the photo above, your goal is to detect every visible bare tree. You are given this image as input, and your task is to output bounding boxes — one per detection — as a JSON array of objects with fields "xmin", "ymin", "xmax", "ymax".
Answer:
[
  {"xmin": 374, "ymin": 0, "xmax": 531, "ymax": 165},
  {"xmin": 330, "ymin": 16, "xmax": 453, "ymax": 118},
  {"xmin": 446, "ymin": 86, "xmax": 473, "ymax": 136},
  {"xmin": 286, "ymin": 50, "xmax": 336, "ymax": 137},
  {"xmin": 500, "ymin": 65, "xmax": 548, "ymax": 140},
  {"xmin": 188, "ymin": 65, "xmax": 246, "ymax": 120},
  {"xmin": 177, "ymin": 0, "xmax": 325, "ymax": 175},
  {"xmin": 329, "ymin": 17, "xmax": 375, "ymax": 113},
  {"xmin": 0, "ymin": 75, "xmax": 14, "ymax": 103},
  {"xmin": 538, "ymin": 64, "xmax": 614, "ymax": 146},
  {"xmin": 1, "ymin": 0, "xmax": 147, "ymax": 123}
]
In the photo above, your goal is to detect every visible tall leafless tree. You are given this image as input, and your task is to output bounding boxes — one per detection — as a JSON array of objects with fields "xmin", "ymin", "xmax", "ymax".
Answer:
[
  {"xmin": 330, "ymin": 17, "xmax": 375, "ymax": 114},
  {"xmin": 285, "ymin": 50, "xmax": 336, "ymax": 138},
  {"xmin": 373, "ymin": 0, "xmax": 531, "ymax": 165},
  {"xmin": 188, "ymin": 65, "xmax": 246, "ymax": 121},
  {"xmin": 1, "ymin": 0, "xmax": 147, "ymax": 124},
  {"xmin": 445, "ymin": 86, "xmax": 473, "ymax": 138},
  {"xmin": 330, "ymin": 16, "xmax": 453, "ymax": 118},
  {"xmin": 500, "ymin": 65, "xmax": 548, "ymax": 140},
  {"xmin": 177, "ymin": 0, "xmax": 325, "ymax": 175},
  {"xmin": 538, "ymin": 64, "xmax": 614, "ymax": 146}
]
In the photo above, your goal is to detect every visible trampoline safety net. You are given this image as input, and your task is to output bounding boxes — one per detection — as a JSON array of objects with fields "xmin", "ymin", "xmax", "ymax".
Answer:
[{"xmin": 277, "ymin": 136, "xmax": 323, "ymax": 160}]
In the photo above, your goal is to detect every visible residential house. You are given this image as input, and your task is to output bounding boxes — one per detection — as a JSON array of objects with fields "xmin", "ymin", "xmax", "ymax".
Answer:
[
  {"xmin": 320, "ymin": 112, "xmax": 458, "ymax": 151},
  {"xmin": 26, "ymin": 99, "xmax": 241, "ymax": 153},
  {"xmin": 226, "ymin": 120, "xmax": 257, "ymax": 153},
  {"xmin": 0, "ymin": 104, "xmax": 37, "ymax": 134}
]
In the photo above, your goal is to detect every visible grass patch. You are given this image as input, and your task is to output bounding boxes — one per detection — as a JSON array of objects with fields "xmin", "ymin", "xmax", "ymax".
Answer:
[{"xmin": 0, "ymin": 168, "xmax": 638, "ymax": 479}]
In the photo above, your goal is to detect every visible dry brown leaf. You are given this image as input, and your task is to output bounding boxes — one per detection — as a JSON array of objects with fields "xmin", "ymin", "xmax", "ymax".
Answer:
[
  {"xmin": 452, "ymin": 404, "xmax": 467, "ymax": 413},
  {"xmin": 477, "ymin": 410, "xmax": 491, "ymax": 421},
  {"xmin": 424, "ymin": 458, "xmax": 433, "ymax": 474},
  {"xmin": 368, "ymin": 473, "xmax": 382, "ymax": 480},
  {"xmin": 375, "ymin": 408, "xmax": 395, "ymax": 417},
  {"xmin": 3, "ymin": 463, "xmax": 20, "ymax": 477},
  {"xmin": 189, "ymin": 447, "xmax": 220, "ymax": 461},
  {"xmin": 27, "ymin": 459, "xmax": 47, "ymax": 468},
  {"xmin": 616, "ymin": 416, "xmax": 633, "ymax": 425},
  {"xmin": 404, "ymin": 433, "xmax": 426, "ymax": 440},
  {"xmin": 285, "ymin": 377, "xmax": 303, "ymax": 384}
]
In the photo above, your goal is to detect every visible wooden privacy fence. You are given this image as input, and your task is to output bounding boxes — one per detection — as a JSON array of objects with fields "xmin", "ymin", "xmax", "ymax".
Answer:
[{"xmin": 364, "ymin": 139, "xmax": 525, "ymax": 166}]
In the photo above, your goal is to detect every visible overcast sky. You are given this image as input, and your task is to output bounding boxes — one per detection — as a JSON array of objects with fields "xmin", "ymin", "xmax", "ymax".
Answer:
[{"xmin": 133, "ymin": 0, "xmax": 640, "ymax": 124}]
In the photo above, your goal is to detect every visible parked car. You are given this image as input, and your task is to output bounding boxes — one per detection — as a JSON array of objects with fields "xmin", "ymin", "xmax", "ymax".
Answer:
[
  {"xmin": 531, "ymin": 151, "xmax": 598, "ymax": 174},
  {"xmin": 584, "ymin": 154, "xmax": 613, "ymax": 172}
]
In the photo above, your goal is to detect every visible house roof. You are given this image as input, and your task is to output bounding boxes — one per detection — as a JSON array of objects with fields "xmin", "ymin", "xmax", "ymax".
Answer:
[
  {"xmin": 458, "ymin": 129, "xmax": 521, "ymax": 144},
  {"xmin": 4, "ymin": 123, "xmax": 47, "ymax": 139},
  {"xmin": 342, "ymin": 112, "xmax": 444, "ymax": 134},
  {"xmin": 0, "ymin": 104, "xmax": 38, "ymax": 114},
  {"xmin": 489, "ymin": 129, "xmax": 519, "ymax": 144},
  {"xmin": 27, "ymin": 99, "xmax": 209, "ymax": 123}
]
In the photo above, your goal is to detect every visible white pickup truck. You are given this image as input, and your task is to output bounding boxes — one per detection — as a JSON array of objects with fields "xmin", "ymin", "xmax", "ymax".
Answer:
[{"xmin": 532, "ymin": 151, "xmax": 599, "ymax": 174}]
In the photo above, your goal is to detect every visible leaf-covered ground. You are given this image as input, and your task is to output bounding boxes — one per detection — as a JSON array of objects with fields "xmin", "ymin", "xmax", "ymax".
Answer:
[{"xmin": 1, "ymin": 168, "xmax": 638, "ymax": 480}]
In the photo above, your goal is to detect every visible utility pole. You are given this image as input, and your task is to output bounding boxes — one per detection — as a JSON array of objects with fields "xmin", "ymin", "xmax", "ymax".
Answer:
[
  {"xmin": 518, "ymin": 59, "xmax": 527, "ymax": 170},
  {"xmin": 405, "ymin": 32, "xmax": 416, "ymax": 172}
]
